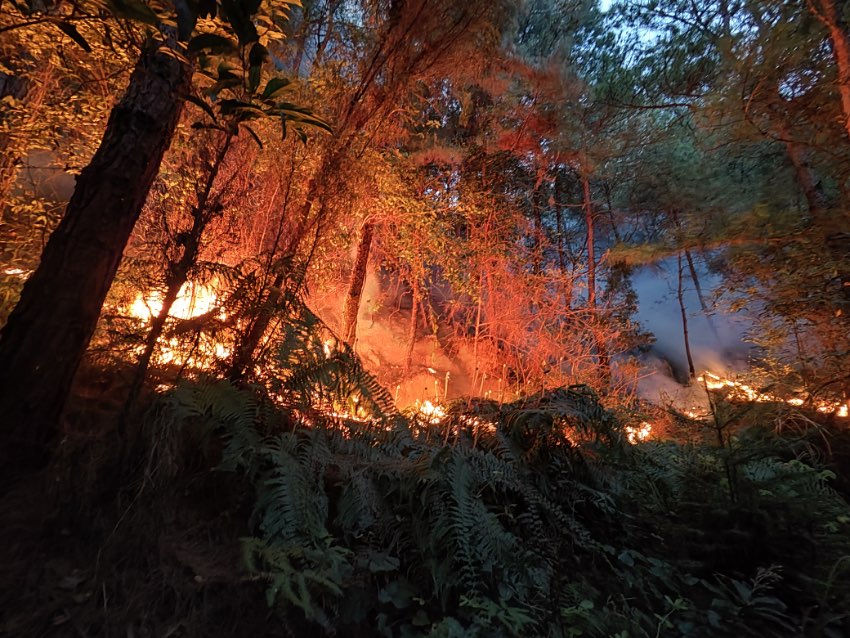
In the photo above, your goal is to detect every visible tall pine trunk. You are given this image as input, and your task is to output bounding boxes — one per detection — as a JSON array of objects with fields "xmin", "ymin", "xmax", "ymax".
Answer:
[
  {"xmin": 0, "ymin": 41, "xmax": 191, "ymax": 474},
  {"xmin": 341, "ymin": 220, "xmax": 374, "ymax": 345}
]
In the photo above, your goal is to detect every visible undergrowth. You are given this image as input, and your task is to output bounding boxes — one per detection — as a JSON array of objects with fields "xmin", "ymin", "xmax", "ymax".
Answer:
[
  {"xmin": 139, "ymin": 315, "xmax": 850, "ymax": 637},
  {"xmin": 4, "ymin": 304, "xmax": 850, "ymax": 637}
]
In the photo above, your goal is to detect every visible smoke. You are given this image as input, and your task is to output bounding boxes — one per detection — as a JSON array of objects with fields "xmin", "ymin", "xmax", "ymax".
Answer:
[
  {"xmin": 631, "ymin": 257, "xmax": 754, "ymax": 408},
  {"xmin": 309, "ymin": 254, "xmax": 756, "ymax": 413}
]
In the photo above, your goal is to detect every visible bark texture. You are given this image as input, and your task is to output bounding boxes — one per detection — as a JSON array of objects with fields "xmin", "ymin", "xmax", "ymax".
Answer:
[
  {"xmin": 0, "ymin": 41, "xmax": 191, "ymax": 474},
  {"xmin": 341, "ymin": 221, "xmax": 374, "ymax": 345},
  {"xmin": 810, "ymin": 0, "xmax": 850, "ymax": 142}
]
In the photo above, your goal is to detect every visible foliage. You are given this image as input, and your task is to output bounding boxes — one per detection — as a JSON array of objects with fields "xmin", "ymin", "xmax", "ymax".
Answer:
[{"xmin": 151, "ymin": 346, "xmax": 850, "ymax": 636}]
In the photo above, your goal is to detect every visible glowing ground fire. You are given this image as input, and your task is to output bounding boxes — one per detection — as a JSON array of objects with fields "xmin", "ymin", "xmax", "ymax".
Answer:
[
  {"xmin": 129, "ymin": 281, "xmax": 221, "ymax": 321},
  {"xmin": 127, "ymin": 281, "xmax": 230, "ymax": 365},
  {"xmin": 698, "ymin": 371, "xmax": 849, "ymax": 418}
]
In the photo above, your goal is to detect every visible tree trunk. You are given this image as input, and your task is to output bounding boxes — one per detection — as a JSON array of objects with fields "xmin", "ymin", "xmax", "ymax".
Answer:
[
  {"xmin": 678, "ymin": 252, "xmax": 696, "ymax": 379},
  {"xmin": 228, "ymin": 145, "xmax": 348, "ymax": 382},
  {"xmin": 669, "ymin": 210, "xmax": 719, "ymax": 340},
  {"xmin": 582, "ymin": 174, "xmax": 596, "ymax": 309},
  {"xmin": 810, "ymin": 0, "xmax": 850, "ymax": 141},
  {"xmin": 684, "ymin": 248, "xmax": 720, "ymax": 340},
  {"xmin": 0, "ymin": 41, "xmax": 191, "ymax": 474},
  {"xmin": 341, "ymin": 220, "xmax": 374, "ymax": 345},
  {"xmin": 582, "ymin": 172, "xmax": 610, "ymax": 382},
  {"xmin": 122, "ymin": 133, "xmax": 232, "ymax": 426},
  {"xmin": 404, "ymin": 277, "xmax": 420, "ymax": 373},
  {"xmin": 781, "ymin": 130, "xmax": 829, "ymax": 221}
]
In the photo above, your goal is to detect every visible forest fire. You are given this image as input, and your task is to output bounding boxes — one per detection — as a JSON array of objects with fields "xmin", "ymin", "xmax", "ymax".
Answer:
[
  {"xmin": 417, "ymin": 399, "xmax": 447, "ymax": 424},
  {"xmin": 128, "ymin": 281, "xmax": 222, "ymax": 321},
  {"xmin": 126, "ymin": 282, "xmax": 230, "ymax": 365},
  {"xmin": 698, "ymin": 371, "xmax": 849, "ymax": 418},
  {"xmin": 625, "ymin": 421, "xmax": 653, "ymax": 444}
]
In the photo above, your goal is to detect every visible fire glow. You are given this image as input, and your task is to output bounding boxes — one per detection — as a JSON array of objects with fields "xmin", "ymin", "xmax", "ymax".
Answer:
[
  {"xmin": 625, "ymin": 422, "xmax": 652, "ymax": 444},
  {"xmin": 126, "ymin": 281, "xmax": 231, "ymax": 365},
  {"xmin": 129, "ymin": 281, "xmax": 222, "ymax": 321},
  {"xmin": 698, "ymin": 371, "xmax": 849, "ymax": 418}
]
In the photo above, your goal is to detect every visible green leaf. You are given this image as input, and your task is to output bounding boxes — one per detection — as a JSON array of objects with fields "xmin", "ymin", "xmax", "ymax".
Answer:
[
  {"xmin": 248, "ymin": 42, "xmax": 268, "ymax": 93},
  {"xmin": 367, "ymin": 551, "xmax": 399, "ymax": 573},
  {"xmin": 378, "ymin": 579, "xmax": 415, "ymax": 609},
  {"xmin": 191, "ymin": 122, "xmax": 228, "ymax": 132},
  {"xmin": 188, "ymin": 33, "xmax": 238, "ymax": 56},
  {"xmin": 105, "ymin": 0, "xmax": 159, "ymax": 25},
  {"xmin": 241, "ymin": 124, "xmax": 263, "ymax": 149},
  {"xmin": 54, "ymin": 22, "xmax": 92, "ymax": 52},
  {"xmin": 218, "ymin": 99, "xmax": 265, "ymax": 118},
  {"xmin": 261, "ymin": 77, "xmax": 291, "ymax": 100},
  {"xmin": 186, "ymin": 94, "xmax": 217, "ymax": 121},
  {"xmin": 220, "ymin": 0, "xmax": 258, "ymax": 46}
]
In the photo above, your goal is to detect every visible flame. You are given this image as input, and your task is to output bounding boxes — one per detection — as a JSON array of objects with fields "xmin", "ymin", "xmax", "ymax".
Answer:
[
  {"xmin": 125, "ymin": 281, "xmax": 230, "ymax": 367},
  {"xmin": 698, "ymin": 371, "xmax": 848, "ymax": 418},
  {"xmin": 128, "ymin": 281, "xmax": 221, "ymax": 321},
  {"xmin": 625, "ymin": 421, "xmax": 652, "ymax": 444},
  {"xmin": 418, "ymin": 400, "xmax": 446, "ymax": 424}
]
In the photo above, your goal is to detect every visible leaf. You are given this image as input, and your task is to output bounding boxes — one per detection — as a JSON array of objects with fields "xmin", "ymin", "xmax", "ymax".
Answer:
[
  {"xmin": 188, "ymin": 33, "xmax": 238, "ymax": 56},
  {"xmin": 261, "ymin": 77, "xmax": 291, "ymax": 100},
  {"xmin": 367, "ymin": 551, "xmax": 399, "ymax": 573},
  {"xmin": 220, "ymin": 0, "xmax": 258, "ymax": 46},
  {"xmin": 54, "ymin": 22, "xmax": 92, "ymax": 52},
  {"xmin": 248, "ymin": 42, "xmax": 268, "ymax": 93},
  {"xmin": 105, "ymin": 0, "xmax": 160, "ymax": 25},
  {"xmin": 241, "ymin": 124, "xmax": 263, "ymax": 148},
  {"xmin": 218, "ymin": 99, "xmax": 265, "ymax": 118},
  {"xmin": 191, "ymin": 122, "xmax": 228, "ymax": 132},
  {"xmin": 186, "ymin": 94, "xmax": 217, "ymax": 121},
  {"xmin": 174, "ymin": 0, "xmax": 198, "ymax": 40},
  {"xmin": 378, "ymin": 579, "xmax": 415, "ymax": 609}
]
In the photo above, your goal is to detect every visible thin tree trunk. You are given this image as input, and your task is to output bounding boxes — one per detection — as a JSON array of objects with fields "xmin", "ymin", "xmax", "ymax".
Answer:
[
  {"xmin": 404, "ymin": 277, "xmax": 420, "ymax": 373},
  {"xmin": 775, "ymin": 114, "xmax": 850, "ymax": 303},
  {"xmin": 121, "ymin": 133, "xmax": 232, "ymax": 426},
  {"xmin": 341, "ymin": 220, "xmax": 374, "ymax": 345},
  {"xmin": 554, "ymin": 182, "xmax": 567, "ymax": 276},
  {"xmin": 810, "ymin": 0, "xmax": 850, "ymax": 142},
  {"xmin": 228, "ymin": 142, "xmax": 351, "ymax": 382},
  {"xmin": 473, "ymin": 271, "xmax": 483, "ymax": 367},
  {"xmin": 582, "ymin": 172, "xmax": 610, "ymax": 382},
  {"xmin": 781, "ymin": 131, "xmax": 829, "ymax": 221},
  {"xmin": 678, "ymin": 252, "xmax": 696, "ymax": 379},
  {"xmin": 0, "ymin": 41, "xmax": 191, "ymax": 474},
  {"xmin": 227, "ymin": 195, "xmax": 323, "ymax": 382},
  {"xmin": 670, "ymin": 210, "xmax": 720, "ymax": 340},
  {"xmin": 683, "ymin": 248, "xmax": 721, "ymax": 340},
  {"xmin": 531, "ymin": 173, "xmax": 544, "ymax": 276},
  {"xmin": 582, "ymin": 174, "xmax": 596, "ymax": 309}
]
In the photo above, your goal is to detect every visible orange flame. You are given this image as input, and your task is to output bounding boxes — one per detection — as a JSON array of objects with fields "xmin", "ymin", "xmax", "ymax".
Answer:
[{"xmin": 698, "ymin": 371, "xmax": 848, "ymax": 418}]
